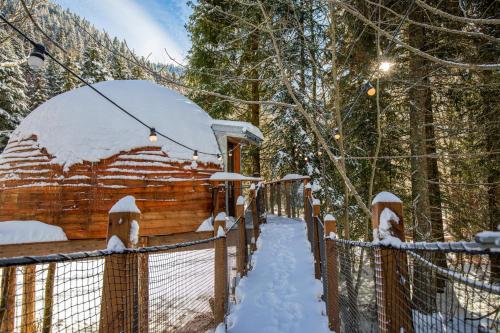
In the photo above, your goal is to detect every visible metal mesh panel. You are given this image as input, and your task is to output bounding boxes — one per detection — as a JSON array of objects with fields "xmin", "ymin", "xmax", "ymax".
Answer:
[
  {"xmin": 330, "ymin": 240, "xmax": 500, "ymax": 333},
  {"xmin": 0, "ymin": 236, "xmax": 226, "ymax": 333},
  {"xmin": 147, "ymin": 248, "xmax": 215, "ymax": 332}
]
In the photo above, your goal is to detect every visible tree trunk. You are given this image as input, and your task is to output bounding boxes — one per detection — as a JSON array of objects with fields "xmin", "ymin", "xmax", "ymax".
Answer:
[
  {"xmin": 249, "ymin": 30, "xmax": 261, "ymax": 177},
  {"xmin": 408, "ymin": 6, "xmax": 436, "ymax": 313},
  {"xmin": 424, "ymin": 92, "xmax": 448, "ymax": 292}
]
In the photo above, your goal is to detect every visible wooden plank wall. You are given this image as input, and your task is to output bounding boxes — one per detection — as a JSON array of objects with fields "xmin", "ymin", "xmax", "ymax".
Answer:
[{"xmin": 0, "ymin": 136, "xmax": 222, "ymax": 239}]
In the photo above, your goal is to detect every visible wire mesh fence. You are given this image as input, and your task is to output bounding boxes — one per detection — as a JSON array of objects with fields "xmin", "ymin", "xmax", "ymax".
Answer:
[
  {"xmin": 299, "ymin": 184, "xmax": 500, "ymax": 333},
  {"xmin": 0, "ymin": 183, "xmax": 264, "ymax": 333},
  {"xmin": 0, "ymin": 241, "xmax": 219, "ymax": 333},
  {"xmin": 328, "ymin": 240, "xmax": 500, "ymax": 333}
]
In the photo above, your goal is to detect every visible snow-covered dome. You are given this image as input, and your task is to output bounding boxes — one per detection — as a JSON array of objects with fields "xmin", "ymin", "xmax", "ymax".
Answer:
[{"xmin": 10, "ymin": 80, "xmax": 221, "ymax": 169}]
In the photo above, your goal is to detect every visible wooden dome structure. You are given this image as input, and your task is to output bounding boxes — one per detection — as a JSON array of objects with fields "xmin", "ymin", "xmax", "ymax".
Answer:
[{"xmin": 0, "ymin": 80, "xmax": 263, "ymax": 239}]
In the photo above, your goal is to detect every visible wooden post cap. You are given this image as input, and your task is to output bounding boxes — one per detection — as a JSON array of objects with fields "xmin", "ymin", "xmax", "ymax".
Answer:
[
  {"xmin": 324, "ymin": 214, "xmax": 337, "ymax": 235},
  {"xmin": 371, "ymin": 191, "xmax": 404, "ymax": 242},
  {"xmin": 312, "ymin": 198, "xmax": 320, "ymax": 217},
  {"xmin": 107, "ymin": 196, "xmax": 141, "ymax": 248},
  {"xmin": 236, "ymin": 196, "xmax": 245, "ymax": 217},
  {"xmin": 214, "ymin": 212, "xmax": 227, "ymax": 237}
]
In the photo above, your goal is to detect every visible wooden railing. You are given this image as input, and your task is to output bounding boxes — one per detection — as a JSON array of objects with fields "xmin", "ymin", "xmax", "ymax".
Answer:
[{"xmin": 0, "ymin": 183, "xmax": 267, "ymax": 333}]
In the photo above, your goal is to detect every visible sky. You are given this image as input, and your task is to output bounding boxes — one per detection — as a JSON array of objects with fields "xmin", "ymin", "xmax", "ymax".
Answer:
[{"xmin": 52, "ymin": 0, "xmax": 193, "ymax": 64}]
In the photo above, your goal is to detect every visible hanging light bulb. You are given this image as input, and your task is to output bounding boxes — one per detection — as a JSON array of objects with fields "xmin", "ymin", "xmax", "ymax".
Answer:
[
  {"xmin": 317, "ymin": 151, "xmax": 323, "ymax": 156},
  {"xmin": 304, "ymin": 156, "xmax": 308, "ymax": 161},
  {"xmin": 192, "ymin": 150, "xmax": 199, "ymax": 161},
  {"xmin": 379, "ymin": 61, "xmax": 393, "ymax": 72},
  {"xmin": 334, "ymin": 128, "xmax": 341, "ymax": 140},
  {"xmin": 28, "ymin": 43, "xmax": 46, "ymax": 70},
  {"xmin": 149, "ymin": 128, "xmax": 158, "ymax": 142},
  {"xmin": 366, "ymin": 82, "xmax": 376, "ymax": 96},
  {"xmin": 217, "ymin": 154, "xmax": 223, "ymax": 161}
]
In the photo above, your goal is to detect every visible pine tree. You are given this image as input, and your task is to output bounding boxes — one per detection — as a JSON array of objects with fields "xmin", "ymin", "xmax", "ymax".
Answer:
[
  {"xmin": 46, "ymin": 58, "xmax": 63, "ymax": 97},
  {"xmin": 0, "ymin": 38, "xmax": 28, "ymax": 148},
  {"xmin": 110, "ymin": 38, "xmax": 131, "ymax": 80},
  {"xmin": 29, "ymin": 68, "xmax": 50, "ymax": 110},
  {"xmin": 81, "ymin": 43, "xmax": 111, "ymax": 83},
  {"xmin": 60, "ymin": 54, "xmax": 81, "ymax": 91}
]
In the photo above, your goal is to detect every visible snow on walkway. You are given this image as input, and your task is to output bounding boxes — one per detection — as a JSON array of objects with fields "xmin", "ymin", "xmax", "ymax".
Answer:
[{"xmin": 227, "ymin": 215, "xmax": 331, "ymax": 333}]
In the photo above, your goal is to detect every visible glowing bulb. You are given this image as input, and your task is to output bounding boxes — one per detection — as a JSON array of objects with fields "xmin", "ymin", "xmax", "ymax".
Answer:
[
  {"xmin": 192, "ymin": 150, "xmax": 199, "ymax": 161},
  {"xmin": 366, "ymin": 82, "xmax": 376, "ymax": 96},
  {"xmin": 217, "ymin": 154, "xmax": 222, "ymax": 161},
  {"xmin": 317, "ymin": 151, "xmax": 322, "ymax": 156},
  {"xmin": 304, "ymin": 156, "xmax": 308, "ymax": 161},
  {"xmin": 379, "ymin": 61, "xmax": 392, "ymax": 72},
  {"xmin": 149, "ymin": 128, "xmax": 158, "ymax": 142}
]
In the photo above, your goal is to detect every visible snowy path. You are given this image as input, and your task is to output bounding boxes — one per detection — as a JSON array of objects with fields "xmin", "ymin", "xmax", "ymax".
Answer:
[{"xmin": 227, "ymin": 215, "xmax": 331, "ymax": 333}]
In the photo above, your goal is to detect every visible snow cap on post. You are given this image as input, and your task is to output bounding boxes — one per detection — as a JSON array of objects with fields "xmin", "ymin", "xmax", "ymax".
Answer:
[
  {"xmin": 324, "ymin": 214, "xmax": 336, "ymax": 222},
  {"xmin": 213, "ymin": 212, "xmax": 226, "ymax": 237},
  {"xmin": 107, "ymin": 196, "xmax": 141, "ymax": 249},
  {"xmin": 371, "ymin": 191, "xmax": 402, "ymax": 205},
  {"xmin": 109, "ymin": 195, "xmax": 141, "ymax": 214},
  {"xmin": 371, "ymin": 191, "xmax": 405, "ymax": 244},
  {"xmin": 236, "ymin": 195, "xmax": 245, "ymax": 206},
  {"xmin": 312, "ymin": 198, "xmax": 320, "ymax": 217},
  {"xmin": 215, "ymin": 212, "xmax": 227, "ymax": 221},
  {"xmin": 324, "ymin": 214, "xmax": 337, "ymax": 235}
]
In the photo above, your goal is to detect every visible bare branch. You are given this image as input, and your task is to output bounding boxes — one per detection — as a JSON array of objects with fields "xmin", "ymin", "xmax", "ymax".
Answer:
[{"xmin": 335, "ymin": 1, "xmax": 500, "ymax": 71}]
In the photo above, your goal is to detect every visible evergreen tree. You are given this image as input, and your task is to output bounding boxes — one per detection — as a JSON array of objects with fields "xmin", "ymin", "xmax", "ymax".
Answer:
[
  {"xmin": 81, "ymin": 43, "xmax": 111, "ymax": 83},
  {"xmin": 0, "ymin": 38, "xmax": 28, "ymax": 148},
  {"xmin": 110, "ymin": 38, "xmax": 131, "ymax": 80},
  {"xmin": 29, "ymin": 68, "xmax": 50, "ymax": 110},
  {"xmin": 46, "ymin": 58, "xmax": 64, "ymax": 96},
  {"xmin": 60, "ymin": 54, "xmax": 81, "ymax": 91}
]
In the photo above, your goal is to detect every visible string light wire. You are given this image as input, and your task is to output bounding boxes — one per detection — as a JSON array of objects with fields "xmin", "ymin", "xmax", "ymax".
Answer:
[{"xmin": 0, "ymin": 13, "xmax": 250, "ymax": 159}]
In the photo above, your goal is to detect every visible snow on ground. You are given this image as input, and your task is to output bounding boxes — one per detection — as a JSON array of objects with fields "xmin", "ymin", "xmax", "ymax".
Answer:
[
  {"xmin": 227, "ymin": 215, "xmax": 331, "ymax": 333},
  {"xmin": 0, "ymin": 221, "xmax": 67, "ymax": 245}
]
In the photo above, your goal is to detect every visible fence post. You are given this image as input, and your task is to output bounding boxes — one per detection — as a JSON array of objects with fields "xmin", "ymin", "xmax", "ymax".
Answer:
[
  {"xmin": 250, "ymin": 185, "xmax": 260, "ymax": 251},
  {"xmin": 312, "ymin": 199, "xmax": 322, "ymax": 280},
  {"xmin": 269, "ymin": 183, "xmax": 275, "ymax": 215},
  {"xmin": 99, "ymin": 196, "xmax": 141, "ymax": 333},
  {"xmin": 236, "ymin": 196, "xmax": 247, "ymax": 277},
  {"xmin": 0, "ymin": 267, "xmax": 16, "ymax": 332},
  {"xmin": 263, "ymin": 183, "xmax": 268, "ymax": 214},
  {"xmin": 304, "ymin": 181, "xmax": 311, "ymax": 223},
  {"xmin": 42, "ymin": 263, "xmax": 56, "ymax": 333},
  {"xmin": 285, "ymin": 181, "xmax": 291, "ymax": 217},
  {"xmin": 258, "ymin": 184, "xmax": 267, "ymax": 224},
  {"xmin": 291, "ymin": 182, "xmax": 297, "ymax": 218},
  {"xmin": 214, "ymin": 212, "xmax": 228, "ymax": 327},
  {"xmin": 138, "ymin": 236, "xmax": 149, "ymax": 333},
  {"xmin": 324, "ymin": 215, "xmax": 341, "ymax": 332},
  {"xmin": 21, "ymin": 265, "xmax": 36, "ymax": 333},
  {"xmin": 277, "ymin": 182, "xmax": 282, "ymax": 216},
  {"xmin": 372, "ymin": 193, "xmax": 413, "ymax": 333}
]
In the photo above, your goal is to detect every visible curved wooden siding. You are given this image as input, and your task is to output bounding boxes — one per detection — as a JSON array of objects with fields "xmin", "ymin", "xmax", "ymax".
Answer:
[{"xmin": 0, "ymin": 136, "xmax": 222, "ymax": 239}]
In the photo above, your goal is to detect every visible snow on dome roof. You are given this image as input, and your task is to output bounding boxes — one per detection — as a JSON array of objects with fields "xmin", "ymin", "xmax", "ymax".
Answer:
[{"xmin": 9, "ymin": 80, "xmax": 221, "ymax": 169}]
